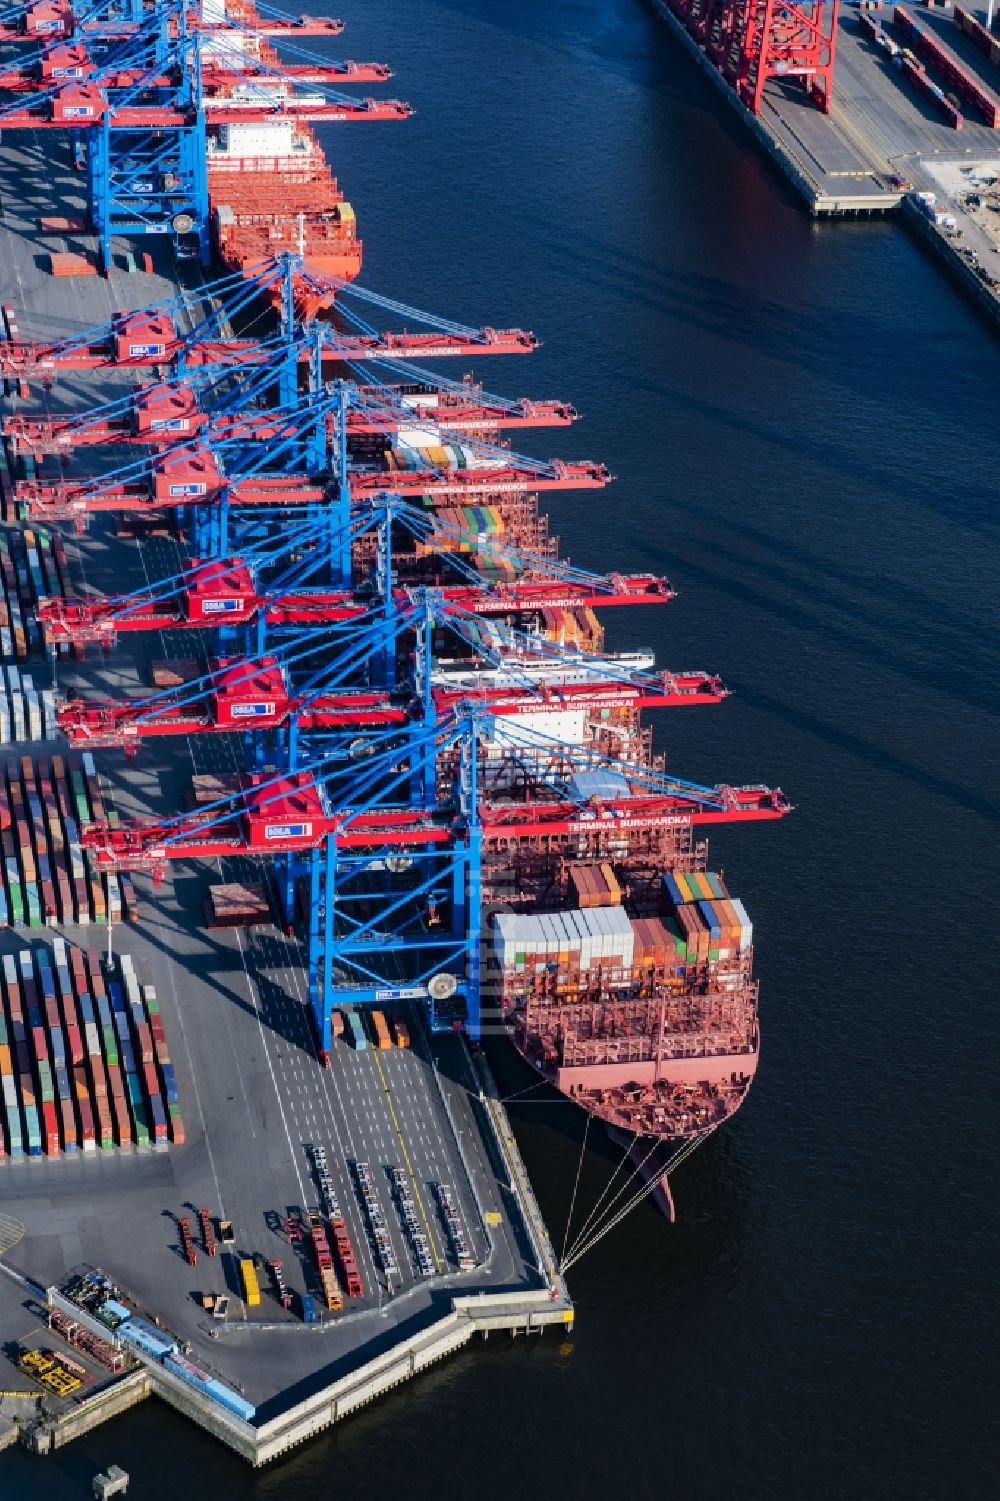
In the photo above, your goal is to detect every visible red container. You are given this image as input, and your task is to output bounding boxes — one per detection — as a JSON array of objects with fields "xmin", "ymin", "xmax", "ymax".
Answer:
[
  {"xmin": 136, "ymin": 1023, "xmax": 154, "ymax": 1066},
  {"xmin": 95, "ymin": 1097, "xmax": 114, "ymax": 1147},
  {"xmin": 74, "ymin": 1066, "xmax": 95, "ymax": 1149},
  {"xmin": 42, "ymin": 1099, "xmax": 60, "ymax": 1155},
  {"xmin": 39, "ymin": 215, "xmax": 87, "ymax": 233},
  {"xmin": 47, "ymin": 252, "xmax": 98, "ymax": 277},
  {"xmin": 110, "ymin": 1086, "xmax": 131, "ymax": 1147},
  {"xmin": 59, "ymin": 1095, "xmax": 77, "ymax": 1151}
]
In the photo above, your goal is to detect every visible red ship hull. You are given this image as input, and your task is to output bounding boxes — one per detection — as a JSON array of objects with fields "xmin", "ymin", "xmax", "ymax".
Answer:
[{"xmin": 506, "ymin": 1016, "xmax": 758, "ymax": 1142}]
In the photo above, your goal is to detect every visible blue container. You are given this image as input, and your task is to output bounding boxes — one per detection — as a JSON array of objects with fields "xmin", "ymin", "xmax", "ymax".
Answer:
[
  {"xmin": 347, "ymin": 1010, "xmax": 367, "ymax": 1051},
  {"xmin": 5, "ymin": 1102, "xmax": 22, "ymax": 1158},
  {"xmin": 698, "ymin": 900, "xmax": 723, "ymax": 941},
  {"xmin": 24, "ymin": 1103, "xmax": 41, "ymax": 1155},
  {"xmin": 300, "ymin": 1293, "xmax": 318, "ymax": 1324},
  {"xmin": 95, "ymin": 989, "xmax": 114, "ymax": 1032},
  {"xmin": 164, "ymin": 1355, "xmax": 209, "ymax": 1392},
  {"xmin": 204, "ymin": 1378, "xmax": 256, "ymax": 1423},
  {"xmin": 661, "ymin": 872, "xmax": 685, "ymax": 909},
  {"xmin": 100, "ymin": 1299, "xmax": 132, "ymax": 1328},
  {"xmin": 122, "ymin": 1319, "xmax": 175, "ymax": 1359},
  {"xmin": 160, "ymin": 1063, "xmax": 179, "ymax": 1105}
]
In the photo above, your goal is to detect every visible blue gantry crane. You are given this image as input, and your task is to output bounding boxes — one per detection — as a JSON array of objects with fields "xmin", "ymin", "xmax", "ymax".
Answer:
[{"xmin": 0, "ymin": 4, "xmax": 404, "ymax": 268}]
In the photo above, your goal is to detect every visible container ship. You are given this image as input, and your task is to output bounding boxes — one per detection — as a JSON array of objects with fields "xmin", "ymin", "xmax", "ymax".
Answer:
[
  {"xmin": 494, "ymin": 866, "xmax": 759, "ymax": 1141},
  {"xmin": 0, "ymin": 0, "xmax": 789, "ymax": 1227}
]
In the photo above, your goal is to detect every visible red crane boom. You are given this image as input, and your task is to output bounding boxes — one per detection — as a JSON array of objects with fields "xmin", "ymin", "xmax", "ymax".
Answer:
[
  {"xmin": 37, "ymin": 568, "xmax": 675, "ymax": 648},
  {"xmin": 0, "ymin": 314, "xmax": 537, "ymax": 376},
  {"xmin": 80, "ymin": 774, "xmax": 791, "ymax": 872},
  {"xmin": 3, "ymin": 390, "xmax": 576, "ymax": 455}
]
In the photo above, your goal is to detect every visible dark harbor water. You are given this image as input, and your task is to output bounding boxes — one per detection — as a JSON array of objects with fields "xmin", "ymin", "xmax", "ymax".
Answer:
[{"xmin": 5, "ymin": 2, "xmax": 998, "ymax": 1495}]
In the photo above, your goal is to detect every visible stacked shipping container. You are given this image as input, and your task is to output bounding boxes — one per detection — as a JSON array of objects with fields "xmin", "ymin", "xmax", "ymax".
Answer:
[
  {"xmin": 0, "ymin": 752, "xmax": 136, "ymax": 927},
  {"xmin": 0, "ymin": 526, "xmax": 74, "ymax": 659},
  {"xmin": 0, "ymin": 667, "xmax": 58, "ymax": 744},
  {"xmin": 496, "ymin": 870, "xmax": 760, "ymax": 1138},
  {"xmin": 0, "ymin": 945, "xmax": 183, "ymax": 1158}
]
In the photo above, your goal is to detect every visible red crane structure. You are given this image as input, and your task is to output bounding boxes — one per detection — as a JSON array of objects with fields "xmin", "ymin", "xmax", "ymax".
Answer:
[
  {"xmin": 3, "ymin": 375, "xmax": 577, "ymax": 455},
  {"xmin": 663, "ymin": 0, "xmax": 839, "ymax": 115},
  {"xmin": 37, "ymin": 552, "xmax": 675, "ymax": 649}
]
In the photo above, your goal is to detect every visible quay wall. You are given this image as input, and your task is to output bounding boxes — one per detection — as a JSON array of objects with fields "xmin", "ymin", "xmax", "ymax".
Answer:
[
  {"xmin": 644, "ymin": 0, "xmax": 899, "ymax": 216},
  {"xmin": 146, "ymin": 1290, "xmax": 571, "ymax": 1467},
  {"xmin": 902, "ymin": 196, "xmax": 1000, "ymax": 332},
  {"xmin": 22, "ymin": 1371, "xmax": 150, "ymax": 1456}
]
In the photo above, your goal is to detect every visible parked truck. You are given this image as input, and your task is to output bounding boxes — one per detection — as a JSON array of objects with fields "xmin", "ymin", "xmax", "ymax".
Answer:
[{"xmin": 239, "ymin": 1258, "xmax": 260, "ymax": 1307}]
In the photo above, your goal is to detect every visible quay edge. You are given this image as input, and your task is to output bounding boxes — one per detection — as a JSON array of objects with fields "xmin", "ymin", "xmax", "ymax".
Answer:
[{"xmin": 644, "ymin": 0, "xmax": 902, "ymax": 217}]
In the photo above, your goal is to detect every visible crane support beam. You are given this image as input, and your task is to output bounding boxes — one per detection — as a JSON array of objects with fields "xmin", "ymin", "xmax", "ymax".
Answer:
[
  {"xmin": 80, "ymin": 782, "xmax": 790, "ymax": 870},
  {"xmin": 38, "ymin": 571, "xmax": 674, "ymax": 646}
]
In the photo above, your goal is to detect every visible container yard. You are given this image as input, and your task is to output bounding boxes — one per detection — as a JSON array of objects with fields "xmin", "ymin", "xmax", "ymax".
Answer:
[{"xmin": 0, "ymin": 0, "xmax": 790, "ymax": 1469}]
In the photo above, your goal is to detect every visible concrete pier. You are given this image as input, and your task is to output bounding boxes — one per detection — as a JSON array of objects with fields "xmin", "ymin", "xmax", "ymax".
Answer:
[
  {"xmin": 6, "ymin": 1022, "xmax": 573, "ymax": 1471},
  {"xmin": 143, "ymin": 1289, "xmax": 571, "ymax": 1466},
  {"xmin": 646, "ymin": 2, "xmax": 1000, "ymax": 328},
  {"xmin": 646, "ymin": 1, "xmax": 902, "ymax": 215},
  {"xmin": 18, "ymin": 1372, "xmax": 150, "ymax": 1457}
]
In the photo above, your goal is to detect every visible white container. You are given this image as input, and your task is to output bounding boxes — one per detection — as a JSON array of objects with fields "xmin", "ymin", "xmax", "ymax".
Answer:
[
  {"xmin": 217, "ymin": 120, "xmax": 295, "ymax": 158},
  {"xmin": 538, "ymin": 912, "xmax": 559, "ymax": 960},
  {"xmin": 565, "ymin": 908, "xmax": 589, "ymax": 964}
]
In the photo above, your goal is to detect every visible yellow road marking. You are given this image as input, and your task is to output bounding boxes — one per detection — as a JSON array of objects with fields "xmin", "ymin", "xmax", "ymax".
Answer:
[
  {"xmin": 370, "ymin": 1050, "xmax": 444, "ymax": 1272},
  {"xmin": 0, "ymin": 1214, "xmax": 25, "ymax": 1256}
]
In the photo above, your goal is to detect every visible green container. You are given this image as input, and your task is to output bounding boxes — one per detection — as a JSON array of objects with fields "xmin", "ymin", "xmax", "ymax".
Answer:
[
  {"xmin": 102, "ymin": 1028, "xmax": 119, "ymax": 1068},
  {"xmin": 7, "ymin": 864, "xmax": 23, "ymax": 926},
  {"xmin": 127, "ymin": 1073, "xmax": 149, "ymax": 1145},
  {"xmin": 70, "ymin": 767, "xmax": 90, "ymax": 821}
]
